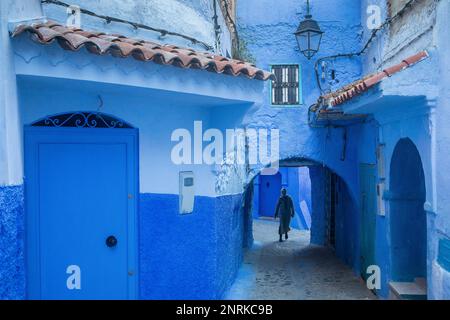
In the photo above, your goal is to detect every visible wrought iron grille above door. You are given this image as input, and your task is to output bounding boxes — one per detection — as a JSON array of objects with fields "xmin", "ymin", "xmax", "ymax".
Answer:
[{"xmin": 31, "ymin": 112, "xmax": 134, "ymax": 129}]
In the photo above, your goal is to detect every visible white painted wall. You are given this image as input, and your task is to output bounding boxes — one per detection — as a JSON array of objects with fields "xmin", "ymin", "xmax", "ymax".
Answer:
[
  {"xmin": 0, "ymin": 0, "xmax": 43, "ymax": 186},
  {"xmin": 42, "ymin": 0, "xmax": 232, "ymax": 55}
]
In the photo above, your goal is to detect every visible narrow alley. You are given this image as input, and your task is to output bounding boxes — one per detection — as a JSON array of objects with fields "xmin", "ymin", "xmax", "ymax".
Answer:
[
  {"xmin": 226, "ymin": 219, "xmax": 375, "ymax": 300},
  {"xmin": 1, "ymin": 0, "xmax": 449, "ymax": 303}
]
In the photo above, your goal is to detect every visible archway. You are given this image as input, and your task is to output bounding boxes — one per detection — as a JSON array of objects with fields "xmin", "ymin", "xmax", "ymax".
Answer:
[
  {"xmin": 226, "ymin": 158, "xmax": 374, "ymax": 299},
  {"xmin": 244, "ymin": 158, "xmax": 359, "ymax": 250},
  {"xmin": 389, "ymin": 138, "xmax": 427, "ymax": 283}
]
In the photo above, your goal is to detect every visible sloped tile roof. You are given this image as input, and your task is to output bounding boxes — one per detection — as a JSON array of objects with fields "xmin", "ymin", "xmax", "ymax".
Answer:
[
  {"xmin": 12, "ymin": 20, "xmax": 274, "ymax": 81},
  {"xmin": 322, "ymin": 51, "xmax": 429, "ymax": 107}
]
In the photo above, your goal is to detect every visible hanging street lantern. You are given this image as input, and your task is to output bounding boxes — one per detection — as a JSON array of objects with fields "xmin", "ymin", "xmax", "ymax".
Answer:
[{"xmin": 294, "ymin": 0, "xmax": 323, "ymax": 60}]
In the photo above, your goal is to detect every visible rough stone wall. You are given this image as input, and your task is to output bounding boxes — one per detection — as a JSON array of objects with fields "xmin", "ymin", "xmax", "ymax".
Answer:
[
  {"xmin": 139, "ymin": 193, "xmax": 248, "ymax": 300},
  {"xmin": 42, "ymin": 0, "xmax": 232, "ymax": 54},
  {"xmin": 0, "ymin": 186, "xmax": 25, "ymax": 300},
  {"xmin": 361, "ymin": 0, "xmax": 437, "ymax": 72},
  {"xmin": 214, "ymin": 194, "xmax": 247, "ymax": 298}
]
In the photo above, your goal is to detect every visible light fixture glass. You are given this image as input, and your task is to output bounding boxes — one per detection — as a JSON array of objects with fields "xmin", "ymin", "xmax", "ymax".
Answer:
[{"xmin": 294, "ymin": 0, "xmax": 323, "ymax": 60}]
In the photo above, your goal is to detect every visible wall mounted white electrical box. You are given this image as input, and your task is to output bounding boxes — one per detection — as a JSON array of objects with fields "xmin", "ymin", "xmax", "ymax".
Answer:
[
  {"xmin": 377, "ymin": 183, "xmax": 386, "ymax": 216},
  {"xmin": 179, "ymin": 171, "xmax": 195, "ymax": 214},
  {"xmin": 66, "ymin": 5, "xmax": 81, "ymax": 28},
  {"xmin": 377, "ymin": 144, "xmax": 386, "ymax": 180}
]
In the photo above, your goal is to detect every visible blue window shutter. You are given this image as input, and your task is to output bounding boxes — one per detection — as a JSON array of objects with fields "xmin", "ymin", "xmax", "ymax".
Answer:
[{"xmin": 271, "ymin": 65, "xmax": 300, "ymax": 106}]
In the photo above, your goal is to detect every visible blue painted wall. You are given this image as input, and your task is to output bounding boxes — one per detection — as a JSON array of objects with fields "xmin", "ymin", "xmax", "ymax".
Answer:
[
  {"xmin": 8, "ymin": 4, "xmax": 367, "ymax": 291},
  {"xmin": 42, "ymin": 0, "xmax": 232, "ymax": 55},
  {"xmin": 10, "ymin": 56, "xmax": 253, "ymax": 299},
  {"xmin": 298, "ymin": 167, "xmax": 312, "ymax": 228},
  {"xmin": 238, "ymin": 0, "xmax": 365, "ymax": 214},
  {"xmin": 284, "ymin": 169, "xmax": 300, "ymax": 229},
  {"xmin": 215, "ymin": 194, "xmax": 247, "ymax": 297},
  {"xmin": 140, "ymin": 193, "xmax": 248, "ymax": 299},
  {"xmin": 308, "ymin": 163, "xmax": 359, "ymax": 274},
  {"xmin": 0, "ymin": 186, "xmax": 25, "ymax": 300},
  {"xmin": 236, "ymin": 0, "xmax": 447, "ymax": 299},
  {"xmin": 334, "ymin": 178, "xmax": 360, "ymax": 274},
  {"xmin": 309, "ymin": 166, "xmax": 327, "ymax": 246},
  {"xmin": 1, "ymin": 0, "xmax": 448, "ymax": 300},
  {"xmin": 139, "ymin": 194, "xmax": 216, "ymax": 300},
  {"xmin": 238, "ymin": 0, "xmax": 365, "ymax": 275},
  {"xmin": 284, "ymin": 167, "xmax": 310, "ymax": 230},
  {"xmin": 438, "ymin": 239, "xmax": 450, "ymax": 273},
  {"xmin": 356, "ymin": 0, "xmax": 445, "ymax": 298}
]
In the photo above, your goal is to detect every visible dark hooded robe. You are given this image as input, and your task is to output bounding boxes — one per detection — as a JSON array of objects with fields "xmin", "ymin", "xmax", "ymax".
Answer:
[{"xmin": 274, "ymin": 195, "xmax": 295, "ymax": 235}]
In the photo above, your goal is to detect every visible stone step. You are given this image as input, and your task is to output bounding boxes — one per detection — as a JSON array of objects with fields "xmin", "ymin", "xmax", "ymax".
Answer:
[
  {"xmin": 258, "ymin": 216, "xmax": 276, "ymax": 221},
  {"xmin": 415, "ymin": 277, "xmax": 427, "ymax": 289},
  {"xmin": 389, "ymin": 280, "xmax": 427, "ymax": 300}
]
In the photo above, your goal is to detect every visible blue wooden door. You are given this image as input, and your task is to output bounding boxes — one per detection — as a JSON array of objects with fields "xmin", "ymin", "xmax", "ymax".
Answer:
[
  {"xmin": 25, "ymin": 126, "xmax": 138, "ymax": 300},
  {"xmin": 259, "ymin": 173, "xmax": 282, "ymax": 217}
]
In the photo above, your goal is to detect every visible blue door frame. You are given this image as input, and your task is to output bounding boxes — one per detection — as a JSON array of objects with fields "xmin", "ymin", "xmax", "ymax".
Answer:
[{"xmin": 24, "ymin": 126, "xmax": 139, "ymax": 299}]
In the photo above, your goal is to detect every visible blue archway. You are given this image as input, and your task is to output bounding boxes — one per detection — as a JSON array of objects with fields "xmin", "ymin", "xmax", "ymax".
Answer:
[
  {"xmin": 245, "ymin": 157, "xmax": 359, "ymax": 259},
  {"xmin": 389, "ymin": 138, "xmax": 427, "ymax": 282}
]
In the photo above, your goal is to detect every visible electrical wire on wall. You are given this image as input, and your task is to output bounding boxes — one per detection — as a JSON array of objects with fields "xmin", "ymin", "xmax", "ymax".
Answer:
[
  {"xmin": 212, "ymin": 0, "xmax": 222, "ymax": 54},
  {"xmin": 218, "ymin": 0, "xmax": 241, "ymax": 56},
  {"xmin": 308, "ymin": 0, "xmax": 437, "ymax": 128},
  {"xmin": 41, "ymin": 0, "xmax": 214, "ymax": 50},
  {"xmin": 314, "ymin": 0, "xmax": 433, "ymax": 95}
]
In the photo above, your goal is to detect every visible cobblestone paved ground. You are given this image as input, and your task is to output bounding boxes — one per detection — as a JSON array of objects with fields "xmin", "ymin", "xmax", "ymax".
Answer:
[{"xmin": 225, "ymin": 219, "xmax": 376, "ymax": 300}]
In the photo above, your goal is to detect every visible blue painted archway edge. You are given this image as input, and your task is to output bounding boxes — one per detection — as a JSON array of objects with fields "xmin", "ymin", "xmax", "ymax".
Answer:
[
  {"xmin": 248, "ymin": 158, "xmax": 360, "ymax": 270},
  {"xmin": 24, "ymin": 125, "xmax": 140, "ymax": 299},
  {"xmin": 388, "ymin": 138, "xmax": 427, "ymax": 282}
]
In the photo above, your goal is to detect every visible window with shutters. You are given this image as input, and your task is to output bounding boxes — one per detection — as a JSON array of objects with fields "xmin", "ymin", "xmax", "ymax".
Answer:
[{"xmin": 271, "ymin": 65, "xmax": 301, "ymax": 106}]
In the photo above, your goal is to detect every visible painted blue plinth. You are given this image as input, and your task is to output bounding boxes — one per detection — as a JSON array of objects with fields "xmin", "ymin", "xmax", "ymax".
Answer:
[
  {"xmin": 215, "ymin": 194, "xmax": 247, "ymax": 296},
  {"xmin": 1, "ymin": 189, "xmax": 248, "ymax": 300},
  {"xmin": 0, "ymin": 185, "xmax": 25, "ymax": 300},
  {"xmin": 139, "ymin": 193, "xmax": 248, "ymax": 300}
]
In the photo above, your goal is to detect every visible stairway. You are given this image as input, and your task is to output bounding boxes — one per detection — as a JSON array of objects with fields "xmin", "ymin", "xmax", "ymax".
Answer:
[{"xmin": 389, "ymin": 278, "xmax": 427, "ymax": 300}]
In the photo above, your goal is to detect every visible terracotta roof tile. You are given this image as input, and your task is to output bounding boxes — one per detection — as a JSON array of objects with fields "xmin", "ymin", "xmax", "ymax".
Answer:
[
  {"xmin": 322, "ymin": 51, "xmax": 429, "ymax": 107},
  {"xmin": 12, "ymin": 20, "xmax": 274, "ymax": 81}
]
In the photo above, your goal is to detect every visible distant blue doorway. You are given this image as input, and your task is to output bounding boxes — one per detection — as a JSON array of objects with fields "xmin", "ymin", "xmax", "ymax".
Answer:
[
  {"xmin": 259, "ymin": 172, "xmax": 282, "ymax": 217},
  {"xmin": 389, "ymin": 138, "xmax": 427, "ymax": 285},
  {"xmin": 24, "ymin": 112, "xmax": 139, "ymax": 300}
]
